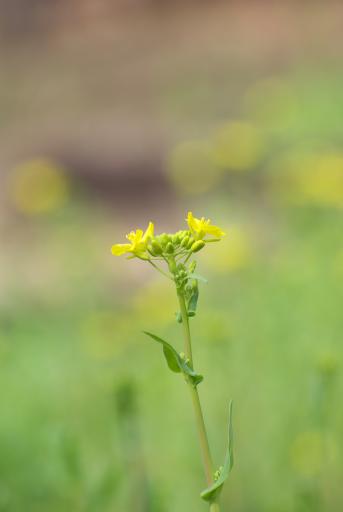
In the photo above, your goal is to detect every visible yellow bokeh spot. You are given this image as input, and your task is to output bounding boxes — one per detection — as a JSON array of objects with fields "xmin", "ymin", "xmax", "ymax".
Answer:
[
  {"xmin": 290, "ymin": 431, "xmax": 337, "ymax": 478},
  {"xmin": 299, "ymin": 154, "xmax": 343, "ymax": 207},
  {"xmin": 212, "ymin": 121, "xmax": 265, "ymax": 171},
  {"xmin": 166, "ymin": 140, "xmax": 223, "ymax": 194},
  {"xmin": 203, "ymin": 225, "xmax": 251, "ymax": 273},
  {"xmin": 9, "ymin": 158, "xmax": 69, "ymax": 214},
  {"xmin": 270, "ymin": 150, "xmax": 343, "ymax": 208}
]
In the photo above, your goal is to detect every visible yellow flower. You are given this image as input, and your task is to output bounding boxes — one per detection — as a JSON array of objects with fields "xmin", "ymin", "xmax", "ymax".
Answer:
[
  {"xmin": 187, "ymin": 212, "xmax": 225, "ymax": 240},
  {"xmin": 111, "ymin": 222, "xmax": 154, "ymax": 257}
]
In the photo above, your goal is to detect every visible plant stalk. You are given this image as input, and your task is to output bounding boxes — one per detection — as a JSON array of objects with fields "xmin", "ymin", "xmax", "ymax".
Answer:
[
  {"xmin": 210, "ymin": 501, "xmax": 220, "ymax": 512},
  {"xmin": 177, "ymin": 292, "xmax": 220, "ymax": 511}
]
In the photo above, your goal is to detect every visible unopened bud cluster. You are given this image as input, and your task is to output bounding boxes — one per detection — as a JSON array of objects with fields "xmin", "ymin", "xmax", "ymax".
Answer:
[{"xmin": 147, "ymin": 230, "xmax": 205, "ymax": 259}]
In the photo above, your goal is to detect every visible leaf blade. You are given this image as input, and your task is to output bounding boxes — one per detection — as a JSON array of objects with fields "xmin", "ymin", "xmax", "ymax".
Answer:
[
  {"xmin": 200, "ymin": 401, "xmax": 234, "ymax": 502},
  {"xmin": 143, "ymin": 331, "xmax": 181, "ymax": 373},
  {"xmin": 143, "ymin": 331, "xmax": 203, "ymax": 387}
]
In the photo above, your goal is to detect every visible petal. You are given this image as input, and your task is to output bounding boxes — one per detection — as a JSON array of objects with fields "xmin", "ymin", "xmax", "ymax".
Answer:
[
  {"xmin": 187, "ymin": 211, "xmax": 199, "ymax": 233},
  {"xmin": 111, "ymin": 243, "xmax": 132, "ymax": 256},
  {"xmin": 142, "ymin": 221, "xmax": 154, "ymax": 242},
  {"xmin": 204, "ymin": 224, "xmax": 226, "ymax": 237},
  {"xmin": 127, "ymin": 229, "xmax": 143, "ymax": 243}
]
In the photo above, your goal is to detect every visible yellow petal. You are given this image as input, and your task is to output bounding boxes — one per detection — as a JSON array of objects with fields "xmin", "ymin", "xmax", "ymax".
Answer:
[
  {"xmin": 187, "ymin": 211, "xmax": 225, "ymax": 239},
  {"xmin": 204, "ymin": 224, "xmax": 226, "ymax": 238},
  {"xmin": 142, "ymin": 221, "xmax": 154, "ymax": 242},
  {"xmin": 126, "ymin": 229, "xmax": 143, "ymax": 243},
  {"xmin": 111, "ymin": 243, "xmax": 132, "ymax": 256},
  {"xmin": 187, "ymin": 211, "xmax": 199, "ymax": 233}
]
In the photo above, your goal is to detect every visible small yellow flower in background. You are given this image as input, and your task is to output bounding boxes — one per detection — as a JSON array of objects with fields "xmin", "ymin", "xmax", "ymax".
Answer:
[
  {"xmin": 167, "ymin": 140, "xmax": 223, "ymax": 195},
  {"xmin": 212, "ymin": 121, "xmax": 265, "ymax": 172},
  {"xmin": 9, "ymin": 158, "xmax": 69, "ymax": 215},
  {"xmin": 187, "ymin": 212, "xmax": 225, "ymax": 241},
  {"xmin": 111, "ymin": 222, "xmax": 154, "ymax": 258}
]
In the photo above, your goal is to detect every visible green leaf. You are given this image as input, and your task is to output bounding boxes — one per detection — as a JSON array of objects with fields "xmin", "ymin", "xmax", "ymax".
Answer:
[
  {"xmin": 188, "ymin": 272, "xmax": 208, "ymax": 283},
  {"xmin": 143, "ymin": 331, "xmax": 203, "ymax": 387},
  {"xmin": 186, "ymin": 369, "xmax": 203, "ymax": 387},
  {"xmin": 143, "ymin": 331, "xmax": 180, "ymax": 373},
  {"xmin": 201, "ymin": 401, "xmax": 234, "ymax": 502}
]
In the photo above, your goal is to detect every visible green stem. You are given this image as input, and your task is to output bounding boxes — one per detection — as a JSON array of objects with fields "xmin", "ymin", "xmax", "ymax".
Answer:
[
  {"xmin": 210, "ymin": 501, "xmax": 220, "ymax": 512},
  {"xmin": 177, "ymin": 292, "xmax": 219, "ymax": 510},
  {"xmin": 148, "ymin": 260, "xmax": 172, "ymax": 280}
]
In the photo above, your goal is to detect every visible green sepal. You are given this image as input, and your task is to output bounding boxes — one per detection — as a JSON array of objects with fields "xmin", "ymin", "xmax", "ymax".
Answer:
[
  {"xmin": 200, "ymin": 401, "xmax": 234, "ymax": 503},
  {"xmin": 143, "ymin": 331, "xmax": 203, "ymax": 387}
]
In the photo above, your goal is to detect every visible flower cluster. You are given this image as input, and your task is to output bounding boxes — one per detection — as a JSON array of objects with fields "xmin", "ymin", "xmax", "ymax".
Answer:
[{"xmin": 111, "ymin": 212, "xmax": 225, "ymax": 266}]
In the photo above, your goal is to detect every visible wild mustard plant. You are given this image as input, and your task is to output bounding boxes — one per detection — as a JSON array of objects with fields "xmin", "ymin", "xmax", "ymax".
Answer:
[{"xmin": 112, "ymin": 212, "xmax": 234, "ymax": 512}]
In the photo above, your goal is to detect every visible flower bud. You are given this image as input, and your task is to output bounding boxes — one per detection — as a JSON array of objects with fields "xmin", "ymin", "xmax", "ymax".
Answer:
[
  {"xmin": 181, "ymin": 236, "xmax": 190, "ymax": 248},
  {"xmin": 175, "ymin": 312, "xmax": 182, "ymax": 323},
  {"xmin": 166, "ymin": 242, "xmax": 174, "ymax": 254},
  {"xmin": 168, "ymin": 258, "xmax": 177, "ymax": 273},
  {"xmin": 187, "ymin": 237, "xmax": 195, "ymax": 249},
  {"xmin": 151, "ymin": 239, "xmax": 163, "ymax": 255},
  {"xmin": 147, "ymin": 245, "xmax": 157, "ymax": 257},
  {"xmin": 171, "ymin": 233, "xmax": 180, "ymax": 245},
  {"xmin": 191, "ymin": 240, "xmax": 205, "ymax": 253},
  {"xmin": 189, "ymin": 261, "xmax": 196, "ymax": 273},
  {"xmin": 159, "ymin": 233, "xmax": 171, "ymax": 247}
]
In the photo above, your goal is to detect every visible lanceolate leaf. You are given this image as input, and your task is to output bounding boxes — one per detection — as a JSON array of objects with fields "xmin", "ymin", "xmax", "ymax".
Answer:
[
  {"xmin": 143, "ymin": 331, "xmax": 180, "ymax": 373},
  {"xmin": 143, "ymin": 331, "xmax": 203, "ymax": 387},
  {"xmin": 200, "ymin": 401, "xmax": 234, "ymax": 502}
]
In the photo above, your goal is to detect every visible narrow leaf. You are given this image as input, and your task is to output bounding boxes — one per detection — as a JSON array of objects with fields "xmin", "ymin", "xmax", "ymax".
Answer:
[
  {"xmin": 143, "ymin": 331, "xmax": 203, "ymax": 387},
  {"xmin": 143, "ymin": 331, "xmax": 180, "ymax": 373},
  {"xmin": 201, "ymin": 401, "xmax": 234, "ymax": 502}
]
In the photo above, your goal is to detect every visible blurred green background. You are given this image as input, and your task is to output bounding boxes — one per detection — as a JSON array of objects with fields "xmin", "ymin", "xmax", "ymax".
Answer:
[{"xmin": 1, "ymin": 1, "xmax": 343, "ymax": 511}]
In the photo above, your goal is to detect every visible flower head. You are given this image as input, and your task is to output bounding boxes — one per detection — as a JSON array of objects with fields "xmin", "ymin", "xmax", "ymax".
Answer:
[
  {"xmin": 187, "ymin": 212, "xmax": 225, "ymax": 240},
  {"xmin": 111, "ymin": 222, "xmax": 154, "ymax": 258}
]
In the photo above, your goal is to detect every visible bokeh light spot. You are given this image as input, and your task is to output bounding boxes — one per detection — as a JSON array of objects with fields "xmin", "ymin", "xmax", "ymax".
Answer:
[
  {"xmin": 203, "ymin": 225, "xmax": 251, "ymax": 273},
  {"xmin": 269, "ymin": 150, "xmax": 343, "ymax": 208},
  {"xmin": 9, "ymin": 158, "xmax": 70, "ymax": 215},
  {"xmin": 166, "ymin": 139, "xmax": 222, "ymax": 194},
  {"xmin": 212, "ymin": 121, "xmax": 265, "ymax": 171}
]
